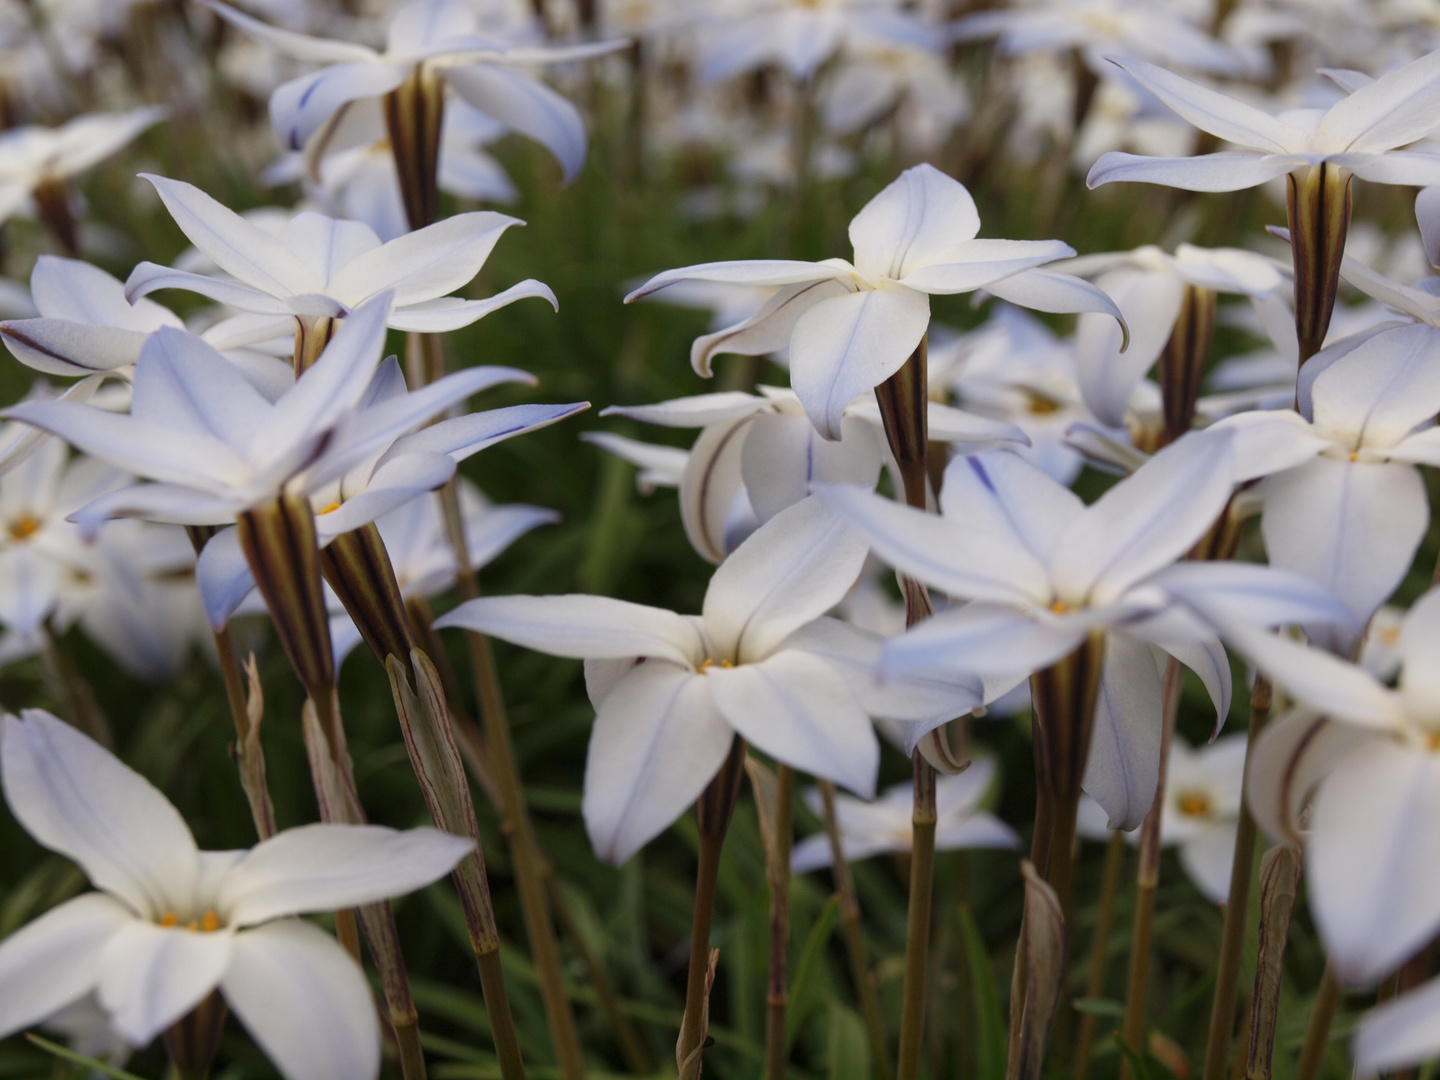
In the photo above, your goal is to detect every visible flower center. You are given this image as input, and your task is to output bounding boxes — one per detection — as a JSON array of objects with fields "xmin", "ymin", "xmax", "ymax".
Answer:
[
  {"xmin": 1049, "ymin": 601, "xmax": 1069, "ymax": 615},
  {"xmin": 1026, "ymin": 392, "xmax": 1061, "ymax": 415},
  {"xmin": 159, "ymin": 909, "xmax": 222, "ymax": 932},
  {"xmin": 318, "ymin": 502, "xmax": 341, "ymax": 515},
  {"xmin": 8, "ymin": 514, "xmax": 40, "ymax": 541},
  {"xmin": 698, "ymin": 659, "xmax": 734, "ymax": 673},
  {"xmin": 1176, "ymin": 790, "xmax": 1213, "ymax": 818}
]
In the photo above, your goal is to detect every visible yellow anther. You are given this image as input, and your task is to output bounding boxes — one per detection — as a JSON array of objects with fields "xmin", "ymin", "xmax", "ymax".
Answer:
[
  {"xmin": 697, "ymin": 659, "xmax": 734, "ymax": 673},
  {"xmin": 1050, "ymin": 601, "xmax": 1069, "ymax": 615},
  {"xmin": 1349, "ymin": 451, "xmax": 1358, "ymax": 462},
  {"xmin": 1381, "ymin": 626, "xmax": 1401, "ymax": 646},
  {"xmin": 318, "ymin": 502, "xmax": 342, "ymax": 515},
  {"xmin": 1426, "ymin": 731, "xmax": 1440, "ymax": 752},
  {"xmin": 201, "ymin": 909, "xmax": 221, "ymax": 932},
  {"xmin": 1027, "ymin": 393, "xmax": 1060, "ymax": 416},
  {"xmin": 7, "ymin": 514, "xmax": 40, "ymax": 540},
  {"xmin": 1177, "ymin": 791, "xmax": 1213, "ymax": 817},
  {"xmin": 186, "ymin": 919, "xmax": 199, "ymax": 932},
  {"xmin": 159, "ymin": 911, "xmax": 179, "ymax": 927}
]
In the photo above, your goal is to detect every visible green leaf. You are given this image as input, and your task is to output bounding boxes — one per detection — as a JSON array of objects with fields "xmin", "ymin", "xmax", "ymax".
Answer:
[
  {"xmin": 959, "ymin": 905, "xmax": 1007, "ymax": 1080},
  {"xmin": 787, "ymin": 893, "xmax": 841, "ymax": 1050},
  {"xmin": 827, "ymin": 1000, "xmax": 871, "ymax": 1080},
  {"xmin": 1112, "ymin": 1031, "xmax": 1155, "ymax": 1080},
  {"xmin": 1073, "ymin": 997, "xmax": 1126, "ymax": 1018},
  {"xmin": 24, "ymin": 1034, "xmax": 149, "ymax": 1080}
]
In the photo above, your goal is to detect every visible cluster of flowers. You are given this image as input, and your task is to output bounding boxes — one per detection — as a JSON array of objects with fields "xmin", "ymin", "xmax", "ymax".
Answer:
[{"xmin": 3, "ymin": 1, "xmax": 1440, "ymax": 1080}]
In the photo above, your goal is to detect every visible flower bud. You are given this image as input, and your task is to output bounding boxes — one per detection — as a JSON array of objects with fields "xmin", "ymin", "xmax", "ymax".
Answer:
[{"xmin": 321, "ymin": 522, "xmax": 416, "ymax": 673}]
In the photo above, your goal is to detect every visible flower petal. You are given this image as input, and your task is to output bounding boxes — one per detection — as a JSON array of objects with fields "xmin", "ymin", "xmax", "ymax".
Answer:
[
  {"xmin": 739, "ymin": 412, "xmax": 881, "ymax": 524},
  {"xmin": 899, "ymin": 239, "xmax": 1075, "ymax": 295},
  {"xmin": 1, "ymin": 710, "xmax": 199, "ymax": 920},
  {"xmin": 1354, "ymin": 975, "xmax": 1440, "ymax": 1074},
  {"xmin": 1082, "ymin": 634, "xmax": 1164, "ymax": 831},
  {"xmin": 98, "ymin": 920, "xmax": 234, "ymax": 1044},
  {"xmin": 222, "ymin": 919, "xmax": 380, "ymax": 1080},
  {"xmin": 1073, "ymin": 266, "xmax": 1186, "ymax": 429},
  {"xmin": 444, "ymin": 64, "xmax": 587, "ymax": 184},
  {"xmin": 1086, "ymin": 151, "xmax": 1294, "ymax": 192},
  {"xmin": 326, "ymin": 212, "xmax": 522, "ymax": 307},
  {"xmin": 269, "ymin": 63, "xmax": 408, "ymax": 152},
  {"xmin": 1104, "ymin": 57, "xmax": 1298, "ymax": 152},
  {"xmin": 195, "ymin": 525, "xmax": 256, "ymax": 630},
  {"xmin": 848, "ymin": 163, "xmax": 980, "ymax": 281},
  {"xmin": 1317, "ymin": 48, "xmax": 1440, "ymax": 154}
]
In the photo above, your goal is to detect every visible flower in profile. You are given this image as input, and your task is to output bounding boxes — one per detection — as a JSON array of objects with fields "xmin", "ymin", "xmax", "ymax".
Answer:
[
  {"xmin": 1087, "ymin": 51, "xmax": 1440, "ymax": 361},
  {"xmin": 0, "ymin": 708, "xmax": 470, "ymax": 1080},
  {"xmin": 435, "ymin": 496, "xmax": 981, "ymax": 863},
  {"xmin": 626, "ymin": 163, "xmax": 1123, "ymax": 440},
  {"xmin": 791, "ymin": 756, "xmax": 1018, "ymax": 871},
  {"xmin": 1078, "ymin": 733, "xmax": 1247, "ymax": 903}
]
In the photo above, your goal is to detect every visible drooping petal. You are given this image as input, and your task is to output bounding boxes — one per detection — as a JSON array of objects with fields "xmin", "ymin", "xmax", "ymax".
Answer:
[
  {"xmin": 97, "ymin": 921, "xmax": 234, "ymax": 1044},
  {"xmin": 583, "ymin": 662, "xmax": 735, "ymax": 864},
  {"xmin": 679, "ymin": 415, "xmax": 754, "ymax": 563},
  {"xmin": 0, "ymin": 892, "xmax": 131, "ymax": 1040},
  {"xmin": 1125, "ymin": 616, "xmax": 1232, "ymax": 735},
  {"xmin": 739, "ymin": 412, "xmax": 881, "ymax": 523},
  {"xmin": 0, "ymin": 319, "xmax": 150, "ymax": 376},
  {"xmin": 601, "ymin": 392, "xmax": 769, "ymax": 428},
  {"xmin": 1, "ymin": 710, "xmax": 199, "ymax": 920},
  {"xmin": 384, "ymin": 280, "xmax": 558, "ymax": 331},
  {"xmin": 898, "ymin": 239, "xmax": 1075, "ymax": 295},
  {"xmin": 195, "ymin": 525, "xmax": 256, "ymax": 630},
  {"xmin": 982, "ymin": 267, "xmax": 1129, "ymax": 328},
  {"xmin": 1308, "ymin": 739, "xmax": 1440, "ymax": 986},
  {"xmin": 444, "ymin": 64, "xmax": 588, "ymax": 184},
  {"xmin": 326, "ymin": 212, "xmax": 522, "ymax": 307},
  {"xmin": 1103, "ymin": 57, "xmax": 1298, "ymax": 152},
  {"xmin": 1086, "ymin": 151, "xmax": 1294, "ymax": 192},
  {"xmin": 708, "ymin": 651, "xmax": 880, "ymax": 797},
  {"xmin": 847, "ymin": 163, "xmax": 981, "ymax": 281},
  {"xmin": 319, "ymin": 453, "xmax": 455, "ymax": 538},
  {"xmin": 818, "ymin": 482, "xmax": 1049, "ymax": 605},
  {"xmin": 269, "ymin": 64, "xmax": 409, "ymax": 152},
  {"xmin": 1354, "ymin": 975, "xmax": 1440, "ymax": 1074},
  {"xmin": 1052, "ymin": 428, "xmax": 1236, "ymax": 606},
  {"xmin": 1179, "ymin": 822, "xmax": 1237, "ymax": 904},
  {"xmin": 1073, "ymin": 267, "xmax": 1187, "ymax": 429},
  {"xmin": 881, "ymin": 602, "xmax": 1087, "ymax": 680},
  {"xmin": 434, "ymin": 594, "xmax": 703, "ymax": 666},
  {"xmin": 202, "ymin": 1, "xmax": 379, "ymax": 63},
  {"xmin": 1310, "ymin": 323, "xmax": 1440, "ymax": 449},
  {"xmin": 1082, "ymin": 634, "xmax": 1164, "ymax": 831},
  {"xmin": 690, "ymin": 278, "xmax": 853, "ymax": 378},
  {"xmin": 1262, "ymin": 457, "xmax": 1427, "ymax": 626},
  {"xmin": 1208, "ymin": 409, "xmax": 1330, "ymax": 482},
  {"xmin": 1246, "ymin": 709, "xmax": 1374, "ymax": 845},
  {"xmin": 702, "ymin": 495, "xmax": 868, "ymax": 663},
  {"xmin": 222, "ymin": 919, "xmax": 380, "ymax": 1080},
  {"xmin": 624, "ymin": 260, "xmax": 848, "ymax": 303},
  {"xmin": 787, "ymin": 287, "xmax": 932, "ymax": 441},
  {"xmin": 220, "ymin": 824, "xmax": 470, "ymax": 927}
]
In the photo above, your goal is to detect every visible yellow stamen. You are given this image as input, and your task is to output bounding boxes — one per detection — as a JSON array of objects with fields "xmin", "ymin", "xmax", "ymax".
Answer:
[
  {"xmin": 7, "ymin": 514, "xmax": 40, "ymax": 540},
  {"xmin": 1050, "ymin": 601, "xmax": 1069, "ymax": 615},
  {"xmin": 1426, "ymin": 732, "xmax": 1440, "ymax": 752},
  {"xmin": 1177, "ymin": 791, "xmax": 1212, "ymax": 817},
  {"xmin": 697, "ymin": 659, "xmax": 734, "ymax": 673},
  {"xmin": 186, "ymin": 919, "xmax": 199, "ymax": 932},
  {"xmin": 1349, "ymin": 451, "xmax": 1358, "ymax": 462},
  {"xmin": 159, "ymin": 911, "xmax": 179, "ymax": 927},
  {"xmin": 1026, "ymin": 392, "xmax": 1061, "ymax": 416},
  {"xmin": 318, "ymin": 502, "xmax": 342, "ymax": 515},
  {"xmin": 200, "ymin": 909, "xmax": 221, "ymax": 933}
]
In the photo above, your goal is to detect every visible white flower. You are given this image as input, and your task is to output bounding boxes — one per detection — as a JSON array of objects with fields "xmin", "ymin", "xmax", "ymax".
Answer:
[
  {"xmin": 434, "ymin": 496, "xmax": 981, "ymax": 863},
  {"xmin": 0, "ymin": 708, "xmax": 470, "ymax": 1080},
  {"xmin": 791, "ymin": 756, "xmax": 1018, "ymax": 870},
  {"xmin": 626, "ymin": 163, "xmax": 1123, "ymax": 440}
]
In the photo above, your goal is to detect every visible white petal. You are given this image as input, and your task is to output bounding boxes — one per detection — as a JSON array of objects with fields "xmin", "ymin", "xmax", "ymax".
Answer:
[
  {"xmin": 1226, "ymin": 625, "xmax": 1403, "ymax": 730},
  {"xmin": 133, "ymin": 327, "xmax": 273, "ymax": 450},
  {"xmin": 1150, "ymin": 560, "xmax": 1359, "ymax": 635},
  {"xmin": 1309, "ymin": 739, "xmax": 1440, "ymax": 986},
  {"xmin": 982, "ymin": 266, "xmax": 1128, "ymax": 326},
  {"xmin": 708, "ymin": 651, "xmax": 879, "ymax": 797},
  {"xmin": 318, "ymin": 453, "xmax": 455, "ymax": 538},
  {"xmin": 223, "ymin": 920, "xmax": 380, "ymax": 1080},
  {"xmin": 69, "ymin": 484, "xmax": 240, "ymax": 537},
  {"xmin": 1052, "ymin": 428, "xmax": 1237, "ymax": 605},
  {"xmin": 269, "ymin": 64, "xmax": 408, "ymax": 152},
  {"xmin": 1399, "ymin": 590, "xmax": 1440, "ymax": 714},
  {"xmin": 1332, "ymin": 150, "xmax": 1440, "ymax": 187},
  {"xmin": 1074, "ymin": 267, "xmax": 1186, "ymax": 429},
  {"xmin": 1310, "ymin": 323, "xmax": 1440, "ymax": 449},
  {"xmin": 444, "ymin": 64, "xmax": 587, "ymax": 184},
  {"xmin": 203, "ymin": 1, "xmax": 378, "ymax": 63},
  {"xmin": 941, "ymin": 449, "xmax": 1085, "ymax": 566},
  {"xmin": 125, "ymin": 264, "xmax": 323, "ymax": 317},
  {"xmin": 1104, "ymin": 57, "xmax": 1297, "ymax": 152},
  {"xmin": 1082, "ymin": 634, "xmax": 1164, "ymax": 831},
  {"xmin": 882, "ymin": 602, "xmax": 1086, "ymax": 680},
  {"xmin": 384, "ymin": 280, "xmax": 557, "ymax": 331},
  {"xmin": 466, "ymin": 504, "xmax": 558, "ymax": 569},
  {"xmin": 1086, "ymin": 151, "xmax": 1293, "ymax": 192},
  {"xmin": 600, "ymin": 392, "xmax": 769, "ymax": 428},
  {"xmin": 1, "ymin": 319, "xmax": 149, "ymax": 376},
  {"xmin": 220, "ymin": 824, "xmax": 469, "ymax": 926},
  {"xmin": 327, "ymin": 211, "xmax": 522, "ymax": 307},
  {"xmin": 582, "ymin": 432, "xmax": 686, "ymax": 490},
  {"xmin": 1317, "ymin": 48, "xmax": 1440, "ymax": 154},
  {"xmin": 195, "ymin": 525, "xmax": 256, "ymax": 630},
  {"xmin": 1, "ymin": 710, "xmax": 199, "ymax": 919},
  {"xmin": 679, "ymin": 414, "xmax": 753, "ymax": 563},
  {"xmin": 1179, "ymin": 822, "xmax": 1237, "ymax": 904},
  {"xmin": 789, "ymin": 287, "xmax": 932, "ymax": 441},
  {"xmin": 625, "ymin": 260, "xmax": 847, "ymax": 302},
  {"xmin": 98, "ymin": 920, "xmax": 234, "ymax": 1043},
  {"xmin": 0, "ymin": 892, "xmax": 130, "ymax": 1040},
  {"xmin": 583, "ymin": 662, "xmax": 735, "ymax": 864},
  {"xmin": 935, "ymin": 813, "xmax": 1022, "ymax": 852},
  {"xmin": 1262, "ymin": 457, "xmax": 1427, "ymax": 626},
  {"xmin": 898, "ymin": 239, "xmax": 1075, "ymax": 295},
  {"xmin": 740, "ymin": 412, "xmax": 880, "ymax": 523},
  {"xmin": 818, "ymin": 481, "xmax": 1049, "ymax": 605},
  {"xmin": 690, "ymin": 279, "xmax": 852, "ymax": 378},
  {"xmin": 138, "ymin": 176, "xmax": 321, "ymax": 297},
  {"xmin": 1354, "ymin": 975, "xmax": 1440, "ymax": 1074},
  {"xmin": 702, "ymin": 495, "xmax": 868, "ymax": 662},
  {"xmin": 435, "ymin": 593, "xmax": 703, "ymax": 665},
  {"xmin": 384, "ymin": 401, "xmax": 585, "ymax": 464},
  {"xmin": 1246, "ymin": 709, "xmax": 1373, "ymax": 845},
  {"xmin": 1209, "ymin": 409, "xmax": 1330, "ymax": 482},
  {"xmin": 1419, "ymin": 184, "xmax": 1440, "ymax": 269},
  {"xmin": 848, "ymin": 163, "xmax": 980, "ymax": 281}
]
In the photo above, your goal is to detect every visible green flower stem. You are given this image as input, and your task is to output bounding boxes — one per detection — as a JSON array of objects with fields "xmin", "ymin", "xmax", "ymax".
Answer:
[
  {"xmin": 764, "ymin": 764, "xmax": 795, "ymax": 1080},
  {"xmin": 1201, "ymin": 676, "xmax": 1274, "ymax": 1080},
  {"xmin": 1293, "ymin": 964, "xmax": 1340, "ymax": 1080},
  {"xmin": 820, "ymin": 779, "xmax": 892, "ymax": 1080},
  {"xmin": 1075, "ymin": 830, "xmax": 1128, "ymax": 1080},
  {"xmin": 897, "ymin": 755, "xmax": 939, "ymax": 1080}
]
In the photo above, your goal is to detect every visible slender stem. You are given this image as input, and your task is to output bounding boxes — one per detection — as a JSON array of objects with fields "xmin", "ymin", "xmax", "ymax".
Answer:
[
  {"xmin": 40, "ymin": 623, "xmax": 112, "ymax": 747},
  {"xmin": 1075, "ymin": 831, "xmax": 1127, "ymax": 1080},
  {"xmin": 821, "ymin": 780, "xmax": 892, "ymax": 1080},
  {"xmin": 476, "ymin": 949, "xmax": 527, "ymax": 1080},
  {"xmin": 679, "ymin": 741, "xmax": 746, "ymax": 1080},
  {"xmin": 395, "ymin": 1019, "xmax": 429, "ymax": 1080},
  {"xmin": 1120, "ymin": 658, "xmax": 1183, "ymax": 1079},
  {"xmin": 764, "ymin": 765, "xmax": 794, "ymax": 1080},
  {"xmin": 897, "ymin": 755, "xmax": 938, "ymax": 1080},
  {"xmin": 1293, "ymin": 965, "xmax": 1340, "ymax": 1080},
  {"xmin": 1202, "ymin": 676, "xmax": 1274, "ymax": 1080}
]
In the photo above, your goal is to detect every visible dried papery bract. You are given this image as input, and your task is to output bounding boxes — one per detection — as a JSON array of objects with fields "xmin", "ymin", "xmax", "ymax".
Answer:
[
  {"xmin": 163, "ymin": 990, "xmax": 228, "ymax": 1080},
  {"xmin": 745, "ymin": 755, "xmax": 795, "ymax": 1080},
  {"xmin": 1247, "ymin": 844, "xmax": 1302, "ymax": 1080},
  {"xmin": 1157, "ymin": 284, "xmax": 1216, "ymax": 446},
  {"xmin": 1006, "ymin": 861, "xmax": 1067, "ymax": 1080},
  {"xmin": 385, "ymin": 65, "xmax": 446, "ymax": 231},
  {"xmin": 1286, "ymin": 164, "xmax": 1352, "ymax": 370}
]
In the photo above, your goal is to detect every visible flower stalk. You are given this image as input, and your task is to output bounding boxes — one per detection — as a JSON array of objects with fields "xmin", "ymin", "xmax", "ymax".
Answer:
[
  {"xmin": 1286, "ymin": 163, "xmax": 1352, "ymax": 370},
  {"xmin": 745, "ymin": 757, "xmax": 795, "ymax": 1080},
  {"xmin": 1245, "ymin": 843, "xmax": 1302, "ymax": 1080},
  {"xmin": 897, "ymin": 756, "xmax": 938, "ymax": 1080},
  {"xmin": 679, "ymin": 737, "xmax": 747, "ymax": 1080},
  {"xmin": 1201, "ymin": 675, "xmax": 1273, "ymax": 1080},
  {"xmin": 1293, "ymin": 964, "xmax": 1341, "ymax": 1080},
  {"xmin": 163, "ymin": 991, "xmax": 228, "ymax": 1080},
  {"xmin": 1157, "ymin": 284, "xmax": 1217, "ymax": 446},
  {"xmin": 385, "ymin": 65, "xmax": 445, "ymax": 231},
  {"xmin": 1075, "ymin": 830, "xmax": 1127, "ymax": 1080}
]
